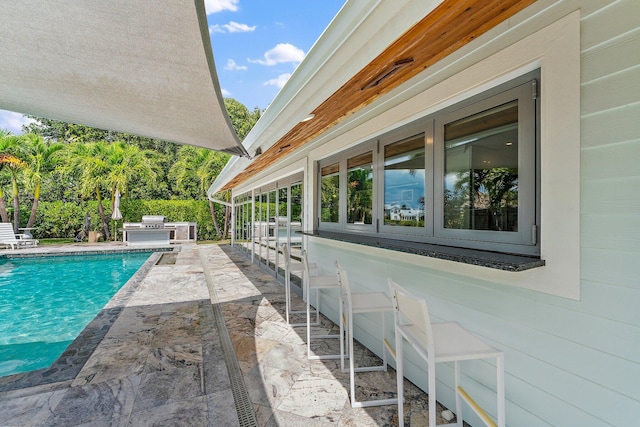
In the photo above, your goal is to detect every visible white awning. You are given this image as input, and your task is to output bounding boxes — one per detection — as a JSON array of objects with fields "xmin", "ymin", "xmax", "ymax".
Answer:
[{"xmin": 0, "ymin": 0, "xmax": 248, "ymax": 157}]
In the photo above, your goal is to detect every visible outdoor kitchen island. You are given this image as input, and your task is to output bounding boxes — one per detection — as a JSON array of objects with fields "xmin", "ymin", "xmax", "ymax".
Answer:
[
  {"xmin": 122, "ymin": 216, "xmax": 197, "ymax": 246},
  {"xmin": 123, "ymin": 228, "xmax": 171, "ymax": 246}
]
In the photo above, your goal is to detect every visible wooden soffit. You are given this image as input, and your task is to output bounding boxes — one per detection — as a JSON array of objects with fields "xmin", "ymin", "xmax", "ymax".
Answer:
[{"xmin": 222, "ymin": 0, "xmax": 536, "ymax": 190}]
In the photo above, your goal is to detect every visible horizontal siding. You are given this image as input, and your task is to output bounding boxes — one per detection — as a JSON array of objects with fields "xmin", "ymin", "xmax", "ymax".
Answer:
[
  {"xmin": 581, "ymin": 65, "xmax": 640, "ymax": 115},
  {"xmin": 522, "ymin": 299, "xmax": 639, "ymax": 362},
  {"xmin": 307, "ymin": 1, "xmax": 640, "ymax": 426},
  {"xmin": 581, "ymin": 0, "xmax": 640, "ymax": 50},
  {"xmin": 581, "ymin": 247, "xmax": 640, "ymax": 288},
  {"xmin": 555, "ymin": 280, "xmax": 640, "ymax": 324},
  {"xmin": 582, "ymin": 102, "xmax": 640, "ymax": 148},
  {"xmin": 580, "ymin": 18, "xmax": 640, "ymax": 420},
  {"xmin": 582, "ymin": 213, "xmax": 640, "ymax": 251},
  {"xmin": 582, "ymin": 177, "xmax": 640, "ymax": 215},
  {"xmin": 582, "ymin": 27, "xmax": 640, "ymax": 83},
  {"xmin": 582, "ymin": 139, "xmax": 640, "ymax": 180}
]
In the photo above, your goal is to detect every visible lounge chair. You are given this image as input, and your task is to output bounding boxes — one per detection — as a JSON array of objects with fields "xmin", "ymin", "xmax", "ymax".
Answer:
[{"xmin": 0, "ymin": 223, "xmax": 38, "ymax": 249}]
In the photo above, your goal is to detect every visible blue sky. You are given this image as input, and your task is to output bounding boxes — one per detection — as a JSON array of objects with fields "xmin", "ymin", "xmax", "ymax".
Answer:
[{"xmin": 0, "ymin": 0, "xmax": 344, "ymax": 134}]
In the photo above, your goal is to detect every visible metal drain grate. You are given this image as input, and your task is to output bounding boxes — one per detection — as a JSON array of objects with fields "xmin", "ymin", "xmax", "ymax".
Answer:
[{"xmin": 199, "ymin": 250, "xmax": 258, "ymax": 427}]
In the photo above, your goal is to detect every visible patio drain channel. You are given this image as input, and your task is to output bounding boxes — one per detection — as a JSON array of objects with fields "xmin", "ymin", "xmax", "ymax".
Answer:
[
  {"xmin": 155, "ymin": 252, "xmax": 177, "ymax": 265},
  {"xmin": 199, "ymin": 250, "xmax": 258, "ymax": 427}
]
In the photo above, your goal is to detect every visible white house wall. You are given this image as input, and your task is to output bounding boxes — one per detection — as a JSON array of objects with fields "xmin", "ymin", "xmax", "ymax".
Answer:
[{"xmin": 233, "ymin": 1, "xmax": 640, "ymax": 425}]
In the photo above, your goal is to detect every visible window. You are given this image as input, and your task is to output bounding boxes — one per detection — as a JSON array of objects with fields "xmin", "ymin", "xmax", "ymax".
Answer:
[
  {"xmin": 383, "ymin": 134, "xmax": 426, "ymax": 229},
  {"xmin": 320, "ymin": 163, "xmax": 340, "ymax": 223},
  {"xmin": 434, "ymin": 77, "xmax": 537, "ymax": 252},
  {"xmin": 347, "ymin": 151, "xmax": 373, "ymax": 225},
  {"xmin": 317, "ymin": 71, "xmax": 539, "ymax": 256},
  {"xmin": 443, "ymin": 101, "xmax": 519, "ymax": 232},
  {"xmin": 233, "ymin": 173, "xmax": 304, "ymax": 276}
]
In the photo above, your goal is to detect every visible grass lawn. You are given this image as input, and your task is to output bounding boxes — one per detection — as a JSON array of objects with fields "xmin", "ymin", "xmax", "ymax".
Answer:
[
  {"xmin": 37, "ymin": 238, "xmax": 76, "ymax": 245},
  {"xmin": 36, "ymin": 238, "xmax": 230, "ymax": 245}
]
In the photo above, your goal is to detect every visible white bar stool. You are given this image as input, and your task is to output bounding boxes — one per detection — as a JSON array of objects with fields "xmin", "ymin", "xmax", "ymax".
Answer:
[
  {"xmin": 279, "ymin": 244, "xmax": 307, "ymax": 326},
  {"xmin": 301, "ymin": 249, "xmax": 342, "ymax": 360},
  {"xmin": 388, "ymin": 278, "xmax": 505, "ymax": 427},
  {"xmin": 336, "ymin": 262, "xmax": 398, "ymax": 408}
]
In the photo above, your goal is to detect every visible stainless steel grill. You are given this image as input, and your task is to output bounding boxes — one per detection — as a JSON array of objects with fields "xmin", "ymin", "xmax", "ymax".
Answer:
[{"xmin": 140, "ymin": 215, "xmax": 167, "ymax": 229}]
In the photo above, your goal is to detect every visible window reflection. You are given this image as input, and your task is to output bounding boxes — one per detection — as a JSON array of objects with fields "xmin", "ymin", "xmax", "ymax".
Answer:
[
  {"xmin": 321, "ymin": 163, "xmax": 340, "ymax": 222},
  {"xmin": 384, "ymin": 135, "xmax": 425, "ymax": 227},
  {"xmin": 347, "ymin": 152, "xmax": 373, "ymax": 224},
  {"xmin": 444, "ymin": 101, "xmax": 519, "ymax": 231},
  {"xmin": 290, "ymin": 183, "xmax": 303, "ymax": 250}
]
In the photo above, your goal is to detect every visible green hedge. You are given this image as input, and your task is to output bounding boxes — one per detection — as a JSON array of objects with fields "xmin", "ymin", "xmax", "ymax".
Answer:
[{"xmin": 14, "ymin": 199, "xmax": 226, "ymax": 241}]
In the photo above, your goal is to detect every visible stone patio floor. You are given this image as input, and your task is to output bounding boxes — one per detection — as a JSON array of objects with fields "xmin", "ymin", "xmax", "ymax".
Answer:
[{"xmin": 0, "ymin": 243, "xmax": 452, "ymax": 426}]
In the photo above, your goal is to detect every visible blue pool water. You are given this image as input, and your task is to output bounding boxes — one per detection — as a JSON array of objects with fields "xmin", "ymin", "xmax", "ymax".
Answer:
[{"xmin": 0, "ymin": 252, "xmax": 151, "ymax": 377}]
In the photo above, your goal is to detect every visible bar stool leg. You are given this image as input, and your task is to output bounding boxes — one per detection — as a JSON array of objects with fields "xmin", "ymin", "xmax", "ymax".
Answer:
[
  {"xmin": 497, "ymin": 354, "xmax": 505, "ymax": 427},
  {"xmin": 455, "ymin": 361, "xmax": 462, "ymax": 427},
  {"xmin": 307, "ymin": 287, "xmax": 341, "ymax": 360},
  {"xmin": 396, "ymin": 330, "xmax": 405, "ymax": 427}
]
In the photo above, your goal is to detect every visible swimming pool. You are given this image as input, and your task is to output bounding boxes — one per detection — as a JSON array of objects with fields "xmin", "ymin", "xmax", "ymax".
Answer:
[{"xmin": 0, "ymin": 252, "xmax": 152, "ymax": 377}]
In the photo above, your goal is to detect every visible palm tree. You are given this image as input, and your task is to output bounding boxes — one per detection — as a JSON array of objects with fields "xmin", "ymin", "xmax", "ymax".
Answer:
[
  {"xmin": 21, "ymin": 133, "xmax": 64, "ymax": 229},
  {"xmin": 103, "ymin": 141, "xmax": 157, "ymax": 239},
  {"xmin": 169, "ymin": 146, "xmax": 229, "ymax": 237},
  {"xmin": 63, "ymin": 141, "xmax": 159, "ymax": 240},
  {"xmin": 62, "ymin": 141, "xmax": 112, "ymax": 238},
  {"xmin": 0, "ymin": 129, "xmax": 16, "ymax": 223},
  {"xmin": 347, "ymin": 167, "xmax": 373, "ymax": 224},
  {"xmin": 0, "ymin": 131, "xmax": 26, "ymax": 231}
]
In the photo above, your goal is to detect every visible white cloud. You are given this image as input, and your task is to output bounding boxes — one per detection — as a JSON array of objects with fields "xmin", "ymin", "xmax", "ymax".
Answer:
[
  {"xmin": 225, "ymin": 21, "xmax": 256, "ymax": 33},
  {"xmin": 0, "ymin": 110, "xmax": 33, "ymax": 134},
  {"xmin": 209, "ymin": 21, "xmax": 256, "ymax": 35},
  {"xmin": 249, "ymin": 43, "xmax": 305, "ymax": 66},
  {"xmin": 264, "ymin": 73, "xmax": 292, "ymax": 89},
  {"xmin": 221, "ymin": 88, "xmax": 232, "ymax": 97},
  {"xmin": 204, "ymin": 0, "xmax": 239, "ymax": 14},
  {"xmin": 225, "ymin": 59, "xmax": 247, "ymax": 71},
  {"xmin": 209, "ymin": 25, "xmax": 225, "ymax": 34}
]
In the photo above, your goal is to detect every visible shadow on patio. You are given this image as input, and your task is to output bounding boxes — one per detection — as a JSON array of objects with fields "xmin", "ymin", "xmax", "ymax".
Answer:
[{"xmin": 212, "ymin": 244, "xmax": 453, "ymax": 426}]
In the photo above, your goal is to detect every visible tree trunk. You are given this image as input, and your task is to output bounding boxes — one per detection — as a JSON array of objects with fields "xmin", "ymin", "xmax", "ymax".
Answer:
[
  {"xmin": 0, "ymin": 195, "xmax": 9, "ymax": 223},
  {"xmin": 222, "ymin": 205, "xmax": 230, "ymax": 239},
  {"xmin": 26, "ymin": 198, "xmax": 38, "ymax": 229},
  {"xmin": 96, "ymin": 188, "xmax": 111, "ymax": 240},
  {"xmin": 12, "ymin": 178, "xmax": 19, "ymax": 232},
  {"xmin": 26, "ymin": 184, "xmax": 40, "ymax": 229},
  {"xmin": 209, "ymin": 200, "xmax": 221, "ymax": 238}
]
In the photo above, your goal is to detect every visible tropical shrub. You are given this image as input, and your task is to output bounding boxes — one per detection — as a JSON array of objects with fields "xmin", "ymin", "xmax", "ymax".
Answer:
[{"xmin": 17, "ymin": 199, "xmax": 223, "ymax": 241}]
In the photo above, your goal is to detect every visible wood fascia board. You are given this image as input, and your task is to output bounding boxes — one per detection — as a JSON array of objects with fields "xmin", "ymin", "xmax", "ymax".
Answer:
[{"xmin": 222, "ymin": 0, "xmax": 536, "ymax": 191}]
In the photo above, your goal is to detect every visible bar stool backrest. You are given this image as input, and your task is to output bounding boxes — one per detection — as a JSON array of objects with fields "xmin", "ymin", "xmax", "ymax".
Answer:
[
  {"xmin": 388, "ymin": 278, "xmax": 435, "ymax": 358},
  {"xmin": 301, "ymin": 249, "xmax": 309, "ymax": 284},
  {"xmin": 280, "ymin": 244, "xmax": 290, "ymax": 278},
  {"xmin": 335, "ymin": 262, "xmax": 352, "ymax": 309}
]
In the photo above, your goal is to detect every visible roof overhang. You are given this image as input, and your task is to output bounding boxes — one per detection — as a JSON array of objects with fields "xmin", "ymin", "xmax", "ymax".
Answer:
[
  {"xmin": 208, "ymin": 0, "xmax": 536, "ymax": 195},
  {"xmin": 0, "ymin": 0, "xmax": 248, "ymax": 157}
]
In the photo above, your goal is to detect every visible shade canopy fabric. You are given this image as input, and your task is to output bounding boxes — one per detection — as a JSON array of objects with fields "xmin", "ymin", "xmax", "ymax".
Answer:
[{"xmin": 0, "ymin": 0, "xmax": 248, "ymax": 157}]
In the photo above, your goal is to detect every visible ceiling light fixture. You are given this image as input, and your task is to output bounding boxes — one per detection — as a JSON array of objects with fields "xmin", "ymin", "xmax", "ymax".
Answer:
[{"xmin": 301, "ymin": 113, "xmax": 315, "ymax": 122}]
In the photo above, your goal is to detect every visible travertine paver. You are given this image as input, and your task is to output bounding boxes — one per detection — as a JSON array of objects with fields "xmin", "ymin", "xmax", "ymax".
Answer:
[{"xmin": 0, "ymin": 244, "xmax": 240, "ymax": 427}]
